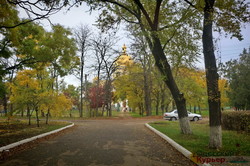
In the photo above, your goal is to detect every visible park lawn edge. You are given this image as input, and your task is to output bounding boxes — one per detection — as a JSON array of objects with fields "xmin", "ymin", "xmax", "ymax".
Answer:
[
  {"xmin": 0, "ymin": 122, "xmax": 74, "ymax": 152},
  {"xmin": 146, "ymin": 122, "xmax": 250, "ymax": 165},
  {"xmin": 144, "ymin": 123, "xmax": 207, "ymax": 166},
  {"xmin": 147, "ymin": 121, "xmax": 250, "ymax": 156}
]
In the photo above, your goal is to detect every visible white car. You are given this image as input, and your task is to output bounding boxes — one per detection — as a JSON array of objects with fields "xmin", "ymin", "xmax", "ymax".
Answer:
[{"xmin": 163, "ymin": 109, "xmax": 202, "ymax": 121}]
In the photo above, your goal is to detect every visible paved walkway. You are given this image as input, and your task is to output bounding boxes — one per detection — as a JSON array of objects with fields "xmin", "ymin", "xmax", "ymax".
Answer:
[{"xmin": 1, "ymin": 119, "xmax": 194, "ymax": 166}]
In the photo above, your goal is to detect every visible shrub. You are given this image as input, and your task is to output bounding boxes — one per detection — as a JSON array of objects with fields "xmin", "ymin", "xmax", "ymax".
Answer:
[{"xmin": 222, "ymin": 111, "xmax": 250, "ymax": 133}]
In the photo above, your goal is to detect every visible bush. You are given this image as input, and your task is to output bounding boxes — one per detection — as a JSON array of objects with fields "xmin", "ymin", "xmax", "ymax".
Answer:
[{"xmin": 222, "ymin": 111, "xmax": 250, "ymax": 133}]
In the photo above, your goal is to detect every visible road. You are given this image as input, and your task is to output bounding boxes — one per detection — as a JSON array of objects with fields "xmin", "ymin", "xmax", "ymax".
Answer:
[{"xmin": 1, "ymin": 119, "xmax": 194, "ymax": 166}]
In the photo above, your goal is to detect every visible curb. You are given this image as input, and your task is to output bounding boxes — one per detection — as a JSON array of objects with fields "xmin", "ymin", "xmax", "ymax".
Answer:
[
  {"xmin": 0, "ymin": 123, "xmax": 74, "ymax": 152},
  {"xmin": 145, "ymin": 123, "xmax": 211, "ymax": 166}
]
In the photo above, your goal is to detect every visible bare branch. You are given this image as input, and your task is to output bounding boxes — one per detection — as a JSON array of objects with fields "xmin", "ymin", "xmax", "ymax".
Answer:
[{"xmin": 183, "ymin": 0, "xmax": 197, "ymax": 9}]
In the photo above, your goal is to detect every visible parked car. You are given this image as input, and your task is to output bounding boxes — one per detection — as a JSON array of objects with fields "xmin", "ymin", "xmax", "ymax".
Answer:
[{"xmin": 163, "ymin": 109, "xmax": 202, "ymax": 121}]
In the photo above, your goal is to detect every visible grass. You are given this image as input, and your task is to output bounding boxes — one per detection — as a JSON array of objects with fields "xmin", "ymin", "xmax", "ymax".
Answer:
[
  {"xmin": 129, "ymin": 111, "xmax": 144, "ymax": 118},
  {"xmin": 0, "ymin": 118, "xmax": 71, "ymax": 147},
  {"xmin": 149, "ymin": 121, "xmax": 250, "ymax": 156},
  {"xmin": 129, "ymin": 110, "xmax": 164, "ymax": 118}
]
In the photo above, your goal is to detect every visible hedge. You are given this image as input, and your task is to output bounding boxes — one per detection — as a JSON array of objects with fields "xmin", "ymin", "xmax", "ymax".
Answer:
[{"xmin": 222, "ymin": 111, "xmax": 250, "ymax": 133}]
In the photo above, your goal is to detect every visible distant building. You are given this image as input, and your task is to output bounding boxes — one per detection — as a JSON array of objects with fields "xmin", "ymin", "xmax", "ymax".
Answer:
[{"xmin": 114, "ymin": 44, "xmax": 133, "ymax": 77}]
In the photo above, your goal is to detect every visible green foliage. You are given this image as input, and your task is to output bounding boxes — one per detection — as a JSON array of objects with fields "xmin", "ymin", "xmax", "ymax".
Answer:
[
  {"xmin": 175, "ymin": 67, "xmax": 207, "ymax": 108},
  {"xmin": 222, "ymin": 111, "xmax": 250, "ymax": 133},
  {"xmin": 0, "ymin": 1, "xmax": 20, "ymax": 77},
  {"xmin": 222, "ymin": 47, "xmax": 250, "ymax": 110},
  {"xmin": 42, "ymin": 25, "xmax": 78, "ymax": 77},
  {"xmin": 214, "ymin": 0, "xmax": 250, "ymax": 40},
  {"xmin": 63, "ymin": 84, "xmax": 80, "ymax": 108},
  {"xmin": 0, "ymin": 1, "xmax": 19, "ymax": 27}
]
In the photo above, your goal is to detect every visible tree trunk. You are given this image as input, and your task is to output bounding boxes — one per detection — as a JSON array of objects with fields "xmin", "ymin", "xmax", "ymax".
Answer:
[
  {"xmin": 3, "ymin": 93, "xmax": 7, "ymax": 116},
  {"xmin": 35, "ymin": 107, "xmax": 40, "ymax": 127},
  {"xmin": 150, "ymin": 34, "xmax": 192, "ymax": 134},
  {"xmin": 85, "ymin": 74, "xmax": 89, "ymax": 117},
  {"xmin": 143, "ymin": 72, "xmax": 152, "ymax": 116},
  {"xmin": 160, "ymin": 91, "xmax": 165, "ymax": 113},
  {"xmin": 142, "ymin": 51, "xmax": 152, "ymax": 116},
  {"xmin": 80, "ymin": 52, "xmax": 84, "ymax": 118},
  {"xmin": 45, "ymin": 109, "xmax": 50, "ymax": 124},
  {"xmin": 27, "ymin": 105, "xmax": 31, "ymax": 125},
  {"xmin": 203, "ymin": 0, "xmax": 222, "ymax": 149},
  {"xmin": 198, "ymin": 104, "xmax": 201, "ymax": 115},
  {"xmin": 155, "ymin": 95, "xmax": 159, "ymax": 115}
]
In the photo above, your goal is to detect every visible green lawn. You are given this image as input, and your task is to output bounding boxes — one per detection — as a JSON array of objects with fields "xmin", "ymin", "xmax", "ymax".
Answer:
[{"xmin": 149, "ymin": 121, "xmax": 250, "ymax": 156}]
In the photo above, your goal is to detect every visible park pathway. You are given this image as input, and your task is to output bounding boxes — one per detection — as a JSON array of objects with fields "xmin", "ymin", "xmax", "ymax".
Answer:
[{"xmin": 1, "ymin": 119, "xmax": 194, "ymax": 166}]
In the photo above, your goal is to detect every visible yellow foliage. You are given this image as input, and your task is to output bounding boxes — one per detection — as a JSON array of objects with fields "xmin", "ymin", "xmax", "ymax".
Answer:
[
  {"xmin": 27, "ymin": 34, "xmax": 33, "ymax": 39},
  {"xmin": 218, "ymin": 79, "xmax": 229, "ymax": 107},
  {"xmin": 50, "ymin": 94, "xmax": 72, "ymax": 117}
]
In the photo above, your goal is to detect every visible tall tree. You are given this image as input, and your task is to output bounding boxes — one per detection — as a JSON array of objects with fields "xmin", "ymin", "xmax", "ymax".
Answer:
[
  {"xmin": 130, "ymin": 33, "xmax": 153, "ymax": 116},
  {"xmin": 74, "ymin": 24, "xmax": 91, "ymax": 117},
  {"xmin": 184, "ymin": 0, "xmax": 250, "ymax": 148},
  {"xmin": 91, "ymin": 31, "xmax": 118, "ymax": 116},
  {"xmin": 42, "ymin": 25, "xmax": 78, "ymax": 91}
]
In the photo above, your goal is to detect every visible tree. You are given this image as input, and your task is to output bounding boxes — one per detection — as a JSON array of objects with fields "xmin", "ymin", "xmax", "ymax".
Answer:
[
  {"xmin": 184, "ymin": 0, "xmax": 250, "ymax": 148},
  {"xmin": 42, "ymin": 25, "xmax": 78, "ymax": 91},
  {"xmin": 113, "ymin": 63, "xmax": 144, "ymax": 115},
  {"xmin": 63, "ymin": 84, "xmax": 80, "ymax": 117},
  {"xmin": 223, "ymin": 48, "xmax": 250, "ymax": 110},
  {"xmin": 151, "ymin": 67, "xmax": 172, "ymax": 115},
  {"xmin": 74, "ymin": 24, "xmax": 91, "ymax": 117},
  {"xmin": 130, "ymin": 32, "xmax": 153, "ymax": 116},
  {"xmin": 88, "ymin": 85, "xmax": 105, "ymax": 110},
  {"xmin": 9, "ymin": 69, "xmax": 41, "ymax": 126},
  {"xmin": 91, "ymin": 31, "xmax": 119, "ymax": 117},
  {"xmin": 175, "ymin": 67, "xmax": 207, "ymax": 113}
]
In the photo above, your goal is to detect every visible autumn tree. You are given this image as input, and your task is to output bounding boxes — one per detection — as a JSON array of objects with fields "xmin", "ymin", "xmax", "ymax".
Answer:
[
  {"xmin": 63, "ymin": 84, "xmax": 80, "ymax": 117},
  {"xmin": 88, "ymin": 85, "xmax": 105, "ymax": 113},
  {"xmin": 113, "ymin": 63, "xmax": 144, "ymax": 115},
  {"xmin": 9, "ymin": 70, "xmax": 42, "ymax": 126}
]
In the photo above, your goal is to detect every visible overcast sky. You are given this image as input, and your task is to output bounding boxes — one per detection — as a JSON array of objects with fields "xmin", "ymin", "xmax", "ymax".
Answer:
[{"xmin": 19, "ymin": 3, "xmax": 250, "ymax": 86}]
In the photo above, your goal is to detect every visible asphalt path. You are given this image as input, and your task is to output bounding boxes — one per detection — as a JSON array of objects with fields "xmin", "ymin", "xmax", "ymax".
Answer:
[{"xmin": 1, "ymin": 119, "xmax": 194, "ymax": 166}]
